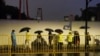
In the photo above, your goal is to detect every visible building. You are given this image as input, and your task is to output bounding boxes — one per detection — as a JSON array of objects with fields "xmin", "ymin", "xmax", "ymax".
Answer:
[{"xmin": 81, "ymin": 3, "xmax": 100, "ymax": 21}]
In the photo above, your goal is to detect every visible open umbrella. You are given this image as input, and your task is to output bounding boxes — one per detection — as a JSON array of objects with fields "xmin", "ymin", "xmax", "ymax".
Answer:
[
  {"xmin": 80, "ymin": 26, "xmax": 90, "ymax": 29},
  {"xmin": 45, "ymin": 28, "xmax": 54, "ymax": 32},
  {"xmin": 34, "ymin": 30, "xmax": 43, "ymax": 34},
  {"xmin": 19, "ymin": 27, "xmax": 31, "ymax": 33},
  {"xmin": 45, "ymin": 28, "xmax": 54, "ymax": 47},
  {"xmin": 34, "ymin": 30, "xmax": 43, "ymax": 39},
  {"xmin": 55, "ymin": 29, "xmax": 63, "ymax": 33}
]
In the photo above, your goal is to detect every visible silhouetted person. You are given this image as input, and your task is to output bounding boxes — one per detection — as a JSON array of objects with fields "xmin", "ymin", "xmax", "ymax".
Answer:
[
  {"xmin": 85, "ymin": 32, "xmax": 91, "ymax": 48},
  {"xmin": 73, "ymin": 31, "xmax": 80, "ymax": 48},
  {"xmin": 45, "ymin": 28, "xmax": 54, "ymax": 49},
  {"xmin": 48, "ymin": 32, "xmax": 54, "ymax": 56},
  {"xmin": 48, "ymin": 32, "xmax": 54, "ymax": 48},
  {"xmin": 32, "ymin": 30, "xmax": 47, "ymax": 56},
  {"xmin": 11, "ymin": 30, "xmax": 17, "ymax": 52},
  {"xmin": 73, "ymin": 31, "xmax": 80, "ymax": 56}
]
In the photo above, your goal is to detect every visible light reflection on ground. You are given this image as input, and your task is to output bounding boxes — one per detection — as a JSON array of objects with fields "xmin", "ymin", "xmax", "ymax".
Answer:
[{"xmin": 0, "ymin": 52, "xmax": 100, "ymax": 56}]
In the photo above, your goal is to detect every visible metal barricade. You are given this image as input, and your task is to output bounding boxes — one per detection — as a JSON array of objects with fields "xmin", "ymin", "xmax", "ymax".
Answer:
[
  {"xmin": 0, "ymin": 34, "xmax": 11, "ymax": 55},
  {"xmin": 0, "ymin": 34, "xmax": 99, "ymax": 56}
]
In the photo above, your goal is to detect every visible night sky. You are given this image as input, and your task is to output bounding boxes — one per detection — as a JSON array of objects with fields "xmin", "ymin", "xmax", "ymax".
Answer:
[{"xmin": 5, "ymin": 0, "xmax": 100, "ymax": 20}]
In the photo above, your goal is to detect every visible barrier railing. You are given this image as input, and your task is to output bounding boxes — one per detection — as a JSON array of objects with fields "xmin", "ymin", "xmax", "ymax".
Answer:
[{"xmin": 0, "ymin": 34, "xmax": 100, "ymax": 56}]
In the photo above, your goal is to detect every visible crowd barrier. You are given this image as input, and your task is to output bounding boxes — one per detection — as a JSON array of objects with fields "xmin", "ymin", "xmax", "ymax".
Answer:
[{"xmin": 0, "ymin": 34, "xmax": 100, "ymax": 56}]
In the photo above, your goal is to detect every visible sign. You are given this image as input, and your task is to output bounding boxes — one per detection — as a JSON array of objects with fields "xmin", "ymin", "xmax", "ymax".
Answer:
[{"xmin": 63, "ymin": 25, "xmax": 70, "ymax": 30}]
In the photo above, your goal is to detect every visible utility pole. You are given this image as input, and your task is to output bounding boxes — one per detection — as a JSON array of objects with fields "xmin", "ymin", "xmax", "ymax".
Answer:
[
  {"xmin": 19, "ymin": 0, "xmax": 22, "ymax": 19},
  {"xmin": 85, "ymin": 0, "xmax": 92, "ymax": 48},
  {"xmin": 85, "ymin": 0, "xmax": 88, "ymax": 56},
  {"xmin": 85, "ymin": 0, "xmax": 92, "ymax": 56},
  {"xmin": 85, "ymin": 0, "xmax": 88, "ymax": 48}
]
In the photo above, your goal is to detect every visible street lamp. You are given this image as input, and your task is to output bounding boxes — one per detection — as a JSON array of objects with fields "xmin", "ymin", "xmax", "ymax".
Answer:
[
  {"xmin": 85, "ymin": 0, "xmax": 92, "ymax": 48},
  {"xmin": 85, "ymin": 0, "xmax": 92, "ymax": 56},
  {"xmin": 85, "ymin": 0, "xmax": 88, "ymax": 49}
]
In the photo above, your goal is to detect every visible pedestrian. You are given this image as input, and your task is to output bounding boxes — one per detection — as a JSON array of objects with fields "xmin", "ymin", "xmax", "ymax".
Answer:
[
  {"xmin": 45, "ymin": 28, "xmax": 54, "ymax": 49},
  {"xmin": 73, "ymin": 31, "xmax": 80, "ymax": 48},
  {"xmin": 85, "ymin": 32, "xmax": 91, "ymax": 48},
  {"xmin": 55, "ymin": 29, "xmax": 64, "ymax": 56},
  {"xmin": 24, "ymin": 30, "xmax": 31, "ymax": 49},
  {"xmin": 11, "ymin": 30, "xmax": 17, "ymax": 51},
  {"xmin": 66, "ymin": 31, "xmax": 73, "ymax": 48},
  {"xmin": 33, "ymin": 30, "xmax": 46, "ymax": 56},
  {"xmin": 48, "ymin": 32, "xmax": 54, "ymax": 48}
]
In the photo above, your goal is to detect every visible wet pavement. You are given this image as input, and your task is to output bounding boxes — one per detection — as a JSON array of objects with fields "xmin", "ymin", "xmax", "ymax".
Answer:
[{"xmin": 0, "ymin": 52, "xmax": 100, "ymax": 56}]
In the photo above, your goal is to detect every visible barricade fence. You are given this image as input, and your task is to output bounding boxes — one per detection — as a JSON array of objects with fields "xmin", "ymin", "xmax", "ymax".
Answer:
[{"xmin": 0, "ymin": 34, "xmax": 100, "ymax": 55}]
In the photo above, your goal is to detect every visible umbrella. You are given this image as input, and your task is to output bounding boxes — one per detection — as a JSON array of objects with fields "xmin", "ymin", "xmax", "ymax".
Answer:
[
  {"xmin": 55, "ymin": 29, "xmax": 63, "ymax": 33},
  {"xmin": 80, "ymin": 26, "xmax": 90, "ymax": 29},
  {"xmin": 45, "ymin": 28, "xmax": 54, "ymax": 32},
  {"xmin": 34, "ymin": 30, "xmax": 43, "ymax": 34},
  {"xmin": 19, "ymin": 27, "xmax": 31, "ymax": 33}
]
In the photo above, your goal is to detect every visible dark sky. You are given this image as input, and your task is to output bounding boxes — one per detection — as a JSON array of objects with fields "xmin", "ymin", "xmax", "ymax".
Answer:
[{"xmin": 5, "ymin": 0, "xmax": 100, "ymax": 20}]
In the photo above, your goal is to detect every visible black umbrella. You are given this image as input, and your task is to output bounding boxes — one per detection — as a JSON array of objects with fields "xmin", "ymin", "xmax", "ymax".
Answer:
[
  {"xmin": 55, "ymin": 29, "xmax": 63, "ymax": 33},
  {"xmin": 34, "ymin": 30, "xmax": 43, "ymax": 34},
  {"xmin": 80, "ymin": 26, "xmax": 90, "ymax": 29},
  {"xmin": 45, "ymin": 28, "xmax": 54, "ymax": 32},
  {"xmin": 19, "ymin": 27, "xmax": 31, "ymax": 33}
]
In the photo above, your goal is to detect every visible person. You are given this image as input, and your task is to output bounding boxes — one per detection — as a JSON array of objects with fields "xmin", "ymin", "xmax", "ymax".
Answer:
[
  {"xmin": 48, "ymin": 32, "xmax": 54, "ymax": 49},
  {"xmin": 36, "ymin": 32, "xmax": 47, "ymax": 50},
  {"xmin": 24, "ymin": 30, "xmax": 31, "ymax": 49},
  {"xmin": 32, "ymin": 30, "xmax": 47, "ymax": 56},
  {"xmin": 11, "ymin": 30, "xmax": 17, "ymax": 51},
  {"xmin": 66, "ymin": 31, "xmax": 73, "ymax": 48},
  {"xmin": 57, "ymin": 32, "xmax": 63, "ymax": 50},
  {"xmin": 48, "ymin": 33, "xmax": 54, "ymax": 56},
  {"xmin": 72, "ymin": 31, "xmax": 80, "ymax": 56},
  {"xmin": 85, "ymin": 32, "xmax": 91, "ymax": 48},
  {"xmin": 45, "ymin": 28, "xmax": 54, "ymax": 49},
  {"xmin": 55, "ymin": 29, "xmax": 64, "ymax": 56},
  {"xmin": 73, "ymin": 31, "xmax": 80, "ymax": 48}
]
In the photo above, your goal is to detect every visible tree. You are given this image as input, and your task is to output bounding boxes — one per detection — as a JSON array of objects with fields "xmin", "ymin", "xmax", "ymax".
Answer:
[
  {"xmin": 0, "ymin": 0, "xmax": 6, "ymax": 19},
  {"xmin": 0, "ymin": 0, "xmax": 28, "ymax": 20}
]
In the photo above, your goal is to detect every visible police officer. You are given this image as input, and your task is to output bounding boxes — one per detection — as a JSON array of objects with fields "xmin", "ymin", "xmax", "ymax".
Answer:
[
  {"xmin": 66, "ymin": 31, "xmax": 73, "ymax": 48},
  {"xmin": 55, "ymin": 29, "xmax": 63, "ymax": 56}
]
